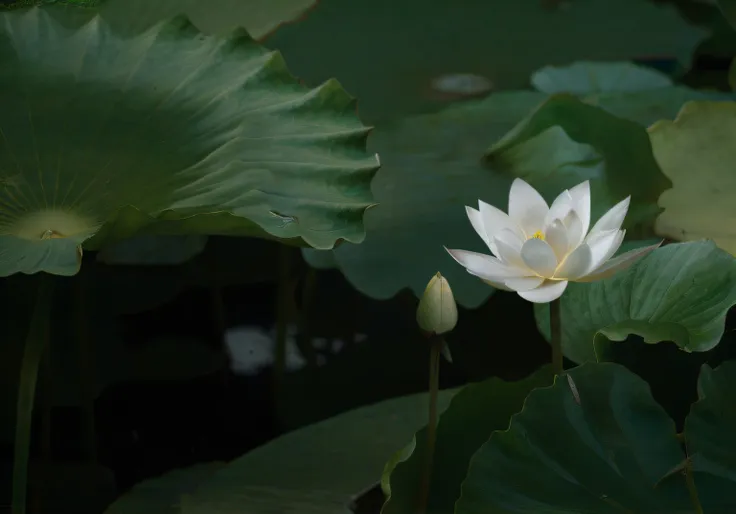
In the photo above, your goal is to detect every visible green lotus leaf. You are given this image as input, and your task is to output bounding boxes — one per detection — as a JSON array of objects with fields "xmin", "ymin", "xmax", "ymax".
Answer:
[
  {"xmin": 103, "ymin": 463, "xmax": 226, "ymax": 514},
  {"xmin": 531, "ymin": 61, "xmax": 673, "ymax": 95},
  {"xmin": 381, "ymin": 366, "xmax": 554, "ymax": 514},
  {"xmin": 649, "ymin": 100, "xmax": 736, "ymax": 255},
  {"xmin": 456, "ymin": 363, "xmax": 694, "ymax": 514},
  {"xmin": 684, "ymin": 361, "xmax": 736, "ymax": 512},
  {"xmin": 266, "ymin": 0, "xmax": 707, "ymax": 123},
  {"xmin": 178, "ymin": 389, "xmax": 458, "ymax": 514},
  {"xmin": 485, "ymin": 94, "xmax": 671, "ymax": 234},
  {"xmin": 303, "ymin": 91, "xmax": 547, "ymax": 308},
  {"xmin": 535, "ymin": 241, "xmax": 736, "ymax": 363},
  {"xmin": 0, "ymin": 7, "xmax": 378, "ymax": 277}
]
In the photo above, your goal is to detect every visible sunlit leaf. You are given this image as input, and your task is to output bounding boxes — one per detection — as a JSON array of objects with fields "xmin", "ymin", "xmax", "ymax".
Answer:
[{"xmin": 649, "ymin": 100, "xmax": 736, "ymax": 254}]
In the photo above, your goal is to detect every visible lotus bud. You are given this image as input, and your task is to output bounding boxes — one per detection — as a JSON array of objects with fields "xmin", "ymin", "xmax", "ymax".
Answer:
[{"xmin": 416, "ymin": 272, "xmax": 458, "ymax": 335}]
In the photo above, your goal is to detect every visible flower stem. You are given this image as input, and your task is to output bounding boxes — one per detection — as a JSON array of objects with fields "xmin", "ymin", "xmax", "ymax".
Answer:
[
  {"xmin": 13, "ymin": 273, "xmax": 55, "ymax": 514},
  {"xmin": 550, "ymin": 298, "xmax": 563, "ymax": 375},
  {"xmin": 418, "ymin": 335, "xmax": 442, "ymax": 514}
]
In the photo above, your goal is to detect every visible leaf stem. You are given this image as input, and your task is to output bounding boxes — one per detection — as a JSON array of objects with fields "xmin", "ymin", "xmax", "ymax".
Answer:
[
  {"xmin": 74, "ymin": 270, "xmax": 97, "ymax": 462},
  {"xmin": 13, "ymin": 273, "xmax": 55, "ymax": 514},
  {"xmin": 685, "ymin": 458, "xmax": 704, "ymax": 514},
  {"xmin": 550, "ymin": 298, "xmax": 563, "ymax": 375},
  {"xmin": 273, "ymin": 244, "xmax": 292, "ymax": 426},
  {"xmin": 418, "ymin": 335, "xmax": 442, "ymax": 514}
]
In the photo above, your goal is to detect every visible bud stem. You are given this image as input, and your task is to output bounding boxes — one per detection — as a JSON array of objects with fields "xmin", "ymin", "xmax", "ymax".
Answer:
[
  {"xmin": 418, "ymin": 335, "xmax": 442, "ymax": 514},
  {"xmin": 550, "ymin": 298, "xmax": 564, "ymax": 375}
]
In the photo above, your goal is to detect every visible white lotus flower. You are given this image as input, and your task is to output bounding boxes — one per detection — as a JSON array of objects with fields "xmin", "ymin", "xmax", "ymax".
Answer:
[{"xmin": 446, "ymin": 179, "xmax": 661, "ymax": 303}]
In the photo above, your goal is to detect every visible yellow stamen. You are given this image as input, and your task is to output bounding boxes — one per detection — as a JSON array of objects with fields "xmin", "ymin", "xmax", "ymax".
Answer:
[{"xmin": 532, "ymin": 230, "xmax": 545, "ymax": 241}]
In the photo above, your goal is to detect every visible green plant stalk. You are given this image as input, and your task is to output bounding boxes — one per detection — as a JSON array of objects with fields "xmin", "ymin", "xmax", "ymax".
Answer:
[
  {"xmin": 74, "ymin": 272, "xmax": 97, "ymax": 462},
  {"xmin": 13, "ymin": 273, "xmax": 55, "ymax": 514},
  {"xmin": 295, "ymin": 267, "xmax": 319, "ymax": 368},
  {"xmin": 685, "ymin": 458, "xmax": 704, "ymax": 514},
  {"xmin": 39, "ymin": 346, "xmax": 52, "ymax": 459},
  {"xmin": 418, "ymin": 335, "xmax": 442, "ymax": 514},
  {"xmin": 273, "ymin": 245, "xmax": 292, "ymax": 425},
  {"xmin": 550, "ymin": 298, "xmax": 563, "ymax": 375}
]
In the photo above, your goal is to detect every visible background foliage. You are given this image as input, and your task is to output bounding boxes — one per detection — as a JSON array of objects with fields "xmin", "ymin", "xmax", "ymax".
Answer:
[{"xmin": 1, "ymin": 0, "xmax": 736, "ymax": 513}]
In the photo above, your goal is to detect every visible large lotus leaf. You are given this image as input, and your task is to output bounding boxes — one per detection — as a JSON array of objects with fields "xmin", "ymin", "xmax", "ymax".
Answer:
[
  {"xmin": 0, "ymin": 7, "xmax": 378, "ymax": 277},
  {"xmin": 535, "ymin": 241, "xmax": 736, "ymax": 364},
  {"xmin": 456, "ymin": 363, "xmax": 694, "ymax": 514},
  {"xmin": 179, "ymin": 389, "xmax": 459, "ymax": 514},
  {"xmin": 265, "ymin": 0, "xmax": 707, "ymax": 123},
  {"xmin": 485, "ymin": 94, "xmax": 671, "ymax": 234},
  {"xmin": 381, "ymin": 366, "xmax": 554, "ymax": 514},
  {"xmin": 303, "ymin": 91, "xmax": 547, "ymax": 308},
  {"xmin": 531, "ymin": 61, "xmax": 674, "ymax": 95},
  {"xmin": 649, "ymin": 100, "xmax": 736, "ymax": 255},
  {"xmin": 103, "ymin": 463, "xmax": 225, "ymax": 514},
  {"xmin": 684, "ymin": 361, "xmax": 736, "ymax": 512}
]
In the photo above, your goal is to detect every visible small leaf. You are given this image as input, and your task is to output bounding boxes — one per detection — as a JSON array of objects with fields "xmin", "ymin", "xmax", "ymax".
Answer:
[
  {"xmin": 531, "ymin": 61, "xmax": 673, "ymax": 95},
  {"xmin": 535, "ymin": 241, "xmax": 736, "ymax": 363}
]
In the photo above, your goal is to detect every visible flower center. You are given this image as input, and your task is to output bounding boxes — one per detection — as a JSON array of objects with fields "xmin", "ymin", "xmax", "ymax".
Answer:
[
  {"xmin": 531, "ymin": 230, "xmax": 545, "ymax": 241},
  {"xmin": 8, "ymin": 209, "xmax": 99, "ymax": 241}
]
